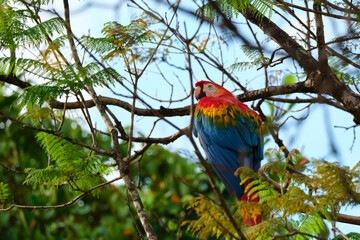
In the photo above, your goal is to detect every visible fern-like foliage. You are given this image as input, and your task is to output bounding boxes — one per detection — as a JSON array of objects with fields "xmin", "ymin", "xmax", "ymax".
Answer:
[
  {"xmin": 182, "ymin": 196, "xmax": 242, "ymax": 239},
  {"xmin": 293, "ymin": 214, "xmax": 329, "ymax": 240},
  {"xmin": 0, "ymin": 5, "xmax": 25, "ymax": 51},
  {"xmin": 80, "ymin": 18, "xmax": 156, "ymax": 61},
  {"xmin": 16, "ymin": 17, "xmax": 64, "ymax": 45},
  {"xmin": 230, "ymin": 45, "xmax": 269, "ymax": 72},
  {"xmin": 102, "ymin": 19, "xmax": 154, "ymax": 49},
  {"xmin": 0, "ymin": 2, "xmax": 125, "ymax": 111},
  {"xmin": 81, "ymin": 62, "xmax": 121, "ymax": 87},
  {"xmin": 0, "ymin": 57, "xmax": 56, "ymax": 77},
  {"xmin": 19, "ymin": 106, "xmax": 60, "ymax": 127},
  {"xmin": 18, "ymin": 85, "xmax": 70, "ymax": 109},
  {"xmin": 80, "ymin": 36, "xmax": 118, "ymax": 56},
  {"xmin": 24, "ymin": 132, "xmax": 113, "ymax": 196},
  {"xmin": 0, "ymin": 182, "xmax": 10, "ymax": 209},
  {"xmin": 1, "ymin": 5, "xmax": 147, "ymax": 113},
  {"xmin": 43, "ymin": 35, "xmax": 69, "ymax": 58},
  {"xmin": 329, "ymin": 55, "xmax": 360, "ymax": 86},
  {"xmin": 184, "ymin": 148, "xmax": 359, "ymax": 239},
  {"xmin": 196, "ymin": 0, "xmax": 273, "ymax": 21},
  {"xmin": 0, "ymin": 57, "xmax": 122, "ymax": 110},
  {"xmin": 0, "ymin": 4, "xmax": 64, "ymax": 51},
  {"xmin": 312, "ymin": 160, "xmax": 360, "ymax": 206}
]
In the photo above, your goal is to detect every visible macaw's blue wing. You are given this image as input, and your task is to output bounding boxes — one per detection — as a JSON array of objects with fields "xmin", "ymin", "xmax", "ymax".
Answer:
[{"xmin": 193, "ymin": 101, "xmax": 263, "ymax": 199}]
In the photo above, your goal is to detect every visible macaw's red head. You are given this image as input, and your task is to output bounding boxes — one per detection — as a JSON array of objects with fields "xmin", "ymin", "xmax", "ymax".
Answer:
[{"xmin": 194, "ymin": 80, "xmax": 232, "ymax": 100}]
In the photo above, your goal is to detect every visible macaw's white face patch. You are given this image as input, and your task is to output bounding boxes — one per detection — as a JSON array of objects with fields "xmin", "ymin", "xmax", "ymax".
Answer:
[{"xmin": 203, "ymin": 83, "xmax": 218, "ymax": 97}]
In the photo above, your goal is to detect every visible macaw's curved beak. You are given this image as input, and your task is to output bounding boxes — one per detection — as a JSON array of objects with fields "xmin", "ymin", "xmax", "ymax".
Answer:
[{"xmin": 194, "ymin": 86, "xmax": 206, "ymax": 100}]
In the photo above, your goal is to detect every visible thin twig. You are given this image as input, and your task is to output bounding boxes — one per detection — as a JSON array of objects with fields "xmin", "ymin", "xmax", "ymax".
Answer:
[
  {"xmin": 332, "ymin": 227, "xmax": 350, "ymax": 240},
  {"xmin": 0, "ymin": 162, "xmax": 26, "ymax": 174},
  {"xmin": 0, "ymin": 108, "xmax": 112, "ymax": 156},
  {"xmin": 0, "ymin": 176, "xmax": 122, "ymax": 211},
  {"xmin": 56, "ymin": 94, "xmax": 68, "ymax": 132}
]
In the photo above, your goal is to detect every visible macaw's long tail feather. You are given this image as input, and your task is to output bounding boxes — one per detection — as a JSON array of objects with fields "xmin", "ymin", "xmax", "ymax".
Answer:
[{"xmin": 240, "ymin": 179, "xmax": 261, "ymax": 226}]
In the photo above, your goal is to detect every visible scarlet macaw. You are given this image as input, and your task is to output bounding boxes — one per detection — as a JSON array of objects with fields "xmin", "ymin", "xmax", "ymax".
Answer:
[{"xmin": 193, "ymin": 80, "xmax": 263, "ymax": 226}]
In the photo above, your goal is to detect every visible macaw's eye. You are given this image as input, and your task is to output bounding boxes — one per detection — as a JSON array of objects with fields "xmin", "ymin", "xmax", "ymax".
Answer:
[{"xmin": 208, "ymin": 84, "xmax": 213, "ymax": 88}]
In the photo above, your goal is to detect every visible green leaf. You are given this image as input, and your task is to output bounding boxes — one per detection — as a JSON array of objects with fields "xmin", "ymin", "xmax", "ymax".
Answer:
[
  {"xmin": 80, "ymin": 36, "xmax": 117, "ymax": 55},
  {"xmin": 24, "ymin": 132, "xmax": 113, "ymax": 196},
  {"xmin": 195, "ymin": 0, "xmax": 272, "ymax": 21},
  {"xmin": 284, "ymin": 74, "xmax": 295, "ymax": 85},
  {"xmin": 0, "ymin": 182, "xmax": 10, "ymax": 208},
  {"xmin": 17, "ymin": 85, "xmax": 70, "ymax": 110},
  {"xmin": 17, "ymin": 17, "xmax": 64, "ymax": 45},
  {"xmin": 296, "ymin": 214, "xmax": 329, "ymax": 239}
]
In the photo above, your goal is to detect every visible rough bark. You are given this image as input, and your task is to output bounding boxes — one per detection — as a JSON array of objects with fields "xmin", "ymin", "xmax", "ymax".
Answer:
[{"xmin": 240, "ymin": 6, "xmax": 360, "ymax": 123}]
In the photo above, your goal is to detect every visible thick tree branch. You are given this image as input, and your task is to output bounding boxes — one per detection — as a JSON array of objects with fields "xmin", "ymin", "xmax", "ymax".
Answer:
[
  {"xmin": 241, "ymin": 7, "xmax": 318, "ymax": 74},
  {"xmin": 266, "ymin": 96, "xmax": 345, "ymax": 111},
  {"xmin": 314, "ymin": 1, "xmax": 329, "ymax": 73},
  {"xmin": 50, "ymin": 96, "xmax": 192, "ymax": 116},
  {"xmin": 0, "ymin": 74, "xmax": 31, "ymax": 89},
  {"xmin": 2, "ymin": 72, "xmax": 353, "ymax": 120},
  {"xmin": 240, "ymin": 6, "xmax": 360, "ymax": 123},
  {"xmin": 237, "ymin": 81, "xmax": 315, "ymax": 102}
]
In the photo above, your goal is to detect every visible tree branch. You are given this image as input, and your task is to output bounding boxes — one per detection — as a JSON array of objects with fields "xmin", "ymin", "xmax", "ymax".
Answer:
[
  {"xmin": 239, "ymin": 5, "xmax": 360, "ymax": 123},
  {"xmin": 0, "ymin": 108, "xmax": 112, "ymax": 156},
  {"xmin": 314, "ymin": 1, "xmax": 329, "ymax": 73},
  {"xmin": 0, "ymin": 176, "xmax": 122, "ymax": 211},
  {"xmin": 4, "ymin": 71, "xmax": 356, "ymax": 122},
  {"xmin": 62, "ymin": 0, "xmax": 158, "ymax": 237},
  {"xmin": 0, "ymin": 74, "xmax": 31, "ymax": 89},
  {"xmin": 241, "ymin": 7, "xmax": 318, "ymax": 73},
  {"xmin": 0, "ymin": 162, "xmax": 26, "ymax": 174}
]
